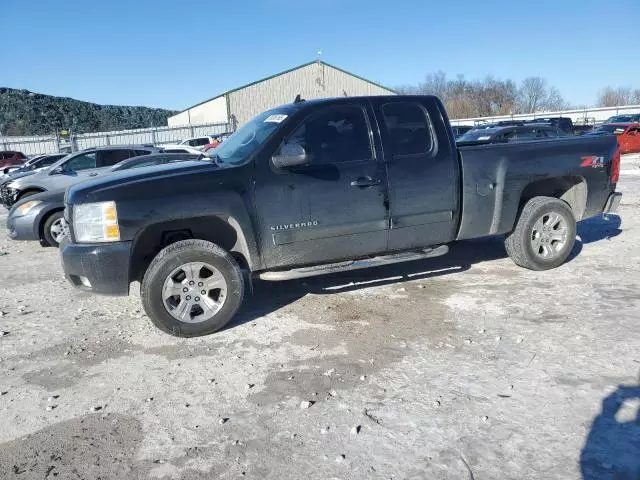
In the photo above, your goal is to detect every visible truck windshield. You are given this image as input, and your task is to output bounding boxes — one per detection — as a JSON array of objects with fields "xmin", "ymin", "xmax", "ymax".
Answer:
[{"xmin": 211, "ymin": 109, "xmax": 293, "ymax": 165}]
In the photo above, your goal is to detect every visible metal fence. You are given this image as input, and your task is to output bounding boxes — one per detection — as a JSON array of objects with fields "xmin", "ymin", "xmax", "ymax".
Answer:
[
  {"xmin": 0, "ymin": 121, "xmax": 234, "ymax": 156},
  {"xmin": 450, "ymin": 104, "xmax": 640, "ymax": 126}
]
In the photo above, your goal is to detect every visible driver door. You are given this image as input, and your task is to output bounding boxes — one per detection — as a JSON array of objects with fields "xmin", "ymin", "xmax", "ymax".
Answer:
[{"xmin": 253, "ymin": 102, "xmax": 389, "ymax": 269}]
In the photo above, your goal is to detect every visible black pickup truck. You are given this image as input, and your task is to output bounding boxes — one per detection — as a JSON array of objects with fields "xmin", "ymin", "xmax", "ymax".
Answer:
[{"xmin": 60, "ymin": 95, "xmax": 621, "ymax": 337}]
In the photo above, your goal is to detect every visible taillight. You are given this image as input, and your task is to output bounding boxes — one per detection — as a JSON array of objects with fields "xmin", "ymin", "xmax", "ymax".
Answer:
[{"xmin": 611, "ymin": 146, "xmax": 620, "ymax": 183}]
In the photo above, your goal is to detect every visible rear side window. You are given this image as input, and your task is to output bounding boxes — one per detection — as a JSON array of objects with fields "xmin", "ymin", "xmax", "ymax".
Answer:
[
  {"xmin": 99, "ymin": 149, "xmax": 136, "ymax": 167},
  {"xmin": 381, "ymin": 102, "xmax": 433, "ymax": 157}
]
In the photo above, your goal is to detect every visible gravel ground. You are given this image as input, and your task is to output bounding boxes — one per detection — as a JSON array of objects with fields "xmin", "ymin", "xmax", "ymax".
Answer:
[{"xmin": 0, "ymin": 156, "xmax": 639, "ymax": 480}]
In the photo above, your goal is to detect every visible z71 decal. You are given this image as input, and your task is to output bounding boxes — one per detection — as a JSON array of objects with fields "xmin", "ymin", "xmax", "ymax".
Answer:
[{"xmin": 581, "ymin": 156, "xmax": 605, "ymax": 168}]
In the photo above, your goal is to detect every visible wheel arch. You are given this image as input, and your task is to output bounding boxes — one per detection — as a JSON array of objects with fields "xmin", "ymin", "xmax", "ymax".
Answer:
[
  {"xmin": 518, "ymin": 175, "xmax": 587, "ymax": 221},
  {"xmin": 17, "ymin": 187, "xmax": 46, "ymax": 201},
  {"xmin": 129, "ymin": 215, "xmax": 258, "ymax": 284}
]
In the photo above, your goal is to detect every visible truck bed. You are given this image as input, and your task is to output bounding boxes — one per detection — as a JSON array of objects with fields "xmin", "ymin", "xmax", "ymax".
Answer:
[{"xmin": 456, "ymin": 135, "xmax": 617, "ymax": 240}]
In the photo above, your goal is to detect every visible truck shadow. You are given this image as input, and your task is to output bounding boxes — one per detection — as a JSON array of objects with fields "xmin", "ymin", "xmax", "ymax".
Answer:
[
  {"xmin": 228, "ymin": 214, "xmax": 622, "ymax": 329},
  {"xmin": 580, "ymin": 383, "xmax": 640, "ymax": 479},
  {"xmin": 577, "ymin": 214, "xmax": 622, "ymax": 244}
]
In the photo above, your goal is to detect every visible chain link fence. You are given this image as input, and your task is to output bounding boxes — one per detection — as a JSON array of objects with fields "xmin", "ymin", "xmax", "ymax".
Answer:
[{"xmin": 1, "ymin": 121, "xmax": 235, "ymax": 156}]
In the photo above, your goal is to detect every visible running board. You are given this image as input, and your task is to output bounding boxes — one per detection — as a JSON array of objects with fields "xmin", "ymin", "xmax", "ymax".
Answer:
[{"xmin": 258, "ymin": 245, "xmax": 449, "ymax": 281}]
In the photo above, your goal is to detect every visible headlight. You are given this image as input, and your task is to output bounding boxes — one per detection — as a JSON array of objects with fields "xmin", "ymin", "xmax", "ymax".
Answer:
[
  {"xmin": 73, "ymin": 201, "xmax": 120, "ymax": 243},
  {"xmin": 14, "ymin": 200, "xmax": 42, "ymax": 217}
]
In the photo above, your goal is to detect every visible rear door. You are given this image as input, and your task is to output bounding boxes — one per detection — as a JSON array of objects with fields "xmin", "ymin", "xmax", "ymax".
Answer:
[
  {"xmin": 371, "ymin": 98, "xmax": 459, "ymax": 251},
  {"xmin": 253, "ymin": 101, "xmax": 389, "ymax": 268}
]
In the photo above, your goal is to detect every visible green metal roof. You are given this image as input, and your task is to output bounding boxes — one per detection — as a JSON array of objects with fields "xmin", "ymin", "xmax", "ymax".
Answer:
[{"xmin": 174, "ymin": 60, "xmax": 397, "ymax": 115}]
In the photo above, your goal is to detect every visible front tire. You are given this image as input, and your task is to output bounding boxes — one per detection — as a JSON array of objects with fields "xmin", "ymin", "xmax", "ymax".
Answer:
[
  {"xmin": 42, "ymin": 211, "xmax": 66, "ymax": 247},
  {"xmin": 141, "ymin": 240, "xmax": 245, "ymax": 337},
  {"xmin": 505, "ymin": 196, "xmax": 576, "ymax": 271}
]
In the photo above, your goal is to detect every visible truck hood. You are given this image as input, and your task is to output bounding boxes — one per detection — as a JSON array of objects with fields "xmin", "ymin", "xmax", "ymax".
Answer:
[{"xmin": 66, "ymin": 160, "xmax": 223, "ymax": 204}]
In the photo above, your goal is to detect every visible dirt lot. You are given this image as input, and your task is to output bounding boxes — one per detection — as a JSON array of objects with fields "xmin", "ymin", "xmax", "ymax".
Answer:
[{"xmin": 1, "ymin": 157, "xmax": 639, "ymax": 480}]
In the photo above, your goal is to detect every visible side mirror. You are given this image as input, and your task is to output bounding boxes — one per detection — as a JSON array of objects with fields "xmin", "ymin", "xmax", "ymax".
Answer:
[
  {"xmin": 50, "ymin": 165, "xmax": 66, "ymax": 175},
  {"xmin": 272, "ymin": 143, "xmax": 309, "ymax": 169}
]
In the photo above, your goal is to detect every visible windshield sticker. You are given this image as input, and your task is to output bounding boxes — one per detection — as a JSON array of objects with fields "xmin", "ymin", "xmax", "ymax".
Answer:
[{"xmin": 264, "ymin": 114, "xmax": 288, "ymax": 123}]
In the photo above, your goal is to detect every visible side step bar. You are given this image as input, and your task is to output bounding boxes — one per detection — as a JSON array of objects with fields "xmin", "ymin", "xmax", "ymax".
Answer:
[{"xmin": 258, "ymin": 245, "xmax": 449, "ymax": 281}]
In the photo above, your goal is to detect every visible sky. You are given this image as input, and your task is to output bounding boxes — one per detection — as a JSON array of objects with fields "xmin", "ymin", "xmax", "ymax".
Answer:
[{"xmin": 2, "ymin": 0, "xmax": 639, "ymax": 111}]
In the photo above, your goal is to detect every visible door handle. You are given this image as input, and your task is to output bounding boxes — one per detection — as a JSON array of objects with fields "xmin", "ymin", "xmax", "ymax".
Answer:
[
  {"xmin": 89, "ymin": 173, "xmax": 98, "ymax": 177},
  {"xmin": 350, "ymin": 176, "xmax": 381, "ymax": 188}
]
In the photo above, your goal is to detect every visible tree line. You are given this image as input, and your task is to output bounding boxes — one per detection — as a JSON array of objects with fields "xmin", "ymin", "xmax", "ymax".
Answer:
[
  {"xmin": 396, "ymin": 72, "xmax": 639, "ymax": 119},
  {"xmin": 0, "ymin": 88, "xmax": 177, "ymax": 137}
]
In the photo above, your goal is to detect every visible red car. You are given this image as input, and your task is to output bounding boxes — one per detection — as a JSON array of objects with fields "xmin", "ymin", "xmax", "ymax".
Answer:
[
  {"xmin": 0, "ymin": 151, "xmax": 27, "ymax": 169},
  {"xmin": 591, "ymin": 123, "xmax": 640, "ymax": 154}
]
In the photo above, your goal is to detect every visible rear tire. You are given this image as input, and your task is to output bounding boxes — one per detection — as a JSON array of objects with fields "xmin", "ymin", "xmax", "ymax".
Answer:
[
  {"xmin": 141, "ymin": 240, "xmax": 245, "ymax": 337},
  {"xmin": 505, "ymin": 196, "xmax": 576, "ymax": 271}
]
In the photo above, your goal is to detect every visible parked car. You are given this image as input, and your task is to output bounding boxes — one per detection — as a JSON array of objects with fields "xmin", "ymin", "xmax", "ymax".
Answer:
[
  {"xmin": 3, "ymin": 154, "xmax": 44, "ymax": 174},
  {"xmin": 0, "ymin": 151, "xmax": 27, "ymax": 169},
  {"xmin": 7, "ymin": 153, "xmax": 203, "ymax": 247},
  {"xmin": 177, "ymin": 136, "xmax": 218, "ymax": 150},
  {"xmin": 60, "ymin": 95, "xmax": 621, "ymax": 337},
  {"xmin": 604, "ymin": 114, "xmax": 640, "ymax": 124},
  {"xmin": 0, "ymin": 153, "xmax": 67, "ymax": 182},
  {"xmin": 0, "ymin": 145, "xmax": 164, "ymax": 207},
  {"xmin": 457, "ymin": 124, "xmax": 565, "ymax": 143},
  {"xmin": 586, "ymin": 123, "xmax": 640, "ymax": 154}
]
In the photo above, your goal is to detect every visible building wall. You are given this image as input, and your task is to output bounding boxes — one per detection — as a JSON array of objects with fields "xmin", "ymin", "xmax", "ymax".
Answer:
[
  {"xmin": 228, "ymin": 62, "xmax": 394, "ymax": 124},
  {"xmin": 167, "ymin": 96, "xmax": 228, "ymax": 127}
]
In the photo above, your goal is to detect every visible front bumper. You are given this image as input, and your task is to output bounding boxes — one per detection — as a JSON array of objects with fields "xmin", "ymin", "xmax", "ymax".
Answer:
[
  {"xmin": 60, "ymin": 238, "xmax": 132, "ymax": 296},
  {"xmin": 603, "ymin": 192, "xmax": 622, "ymax": 214},
  {"xmin": 7, "ymin": 211, "xmax": 40, "ymax": 241}
]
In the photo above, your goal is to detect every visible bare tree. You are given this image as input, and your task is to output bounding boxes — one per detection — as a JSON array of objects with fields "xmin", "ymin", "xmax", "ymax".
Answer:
[
  {"xmin": 395, "ymin": 72, "xmax": 568, "ymax": 118},
  {"xmin": 597, "ymin": 87, "xmax": 639, "ymax": 107},
  {"xmin": 518, "ymin": 77, "xmax": 548, "ymax": 113},
  {"xmin": 545, "ymin": 87, "xmax": 568, "ymax": 111}
]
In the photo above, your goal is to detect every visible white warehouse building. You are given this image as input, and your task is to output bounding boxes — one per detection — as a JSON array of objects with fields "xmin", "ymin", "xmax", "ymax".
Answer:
[{"xmin": 167, "ymin": 60, "xmax": 396, "ymax": 127}]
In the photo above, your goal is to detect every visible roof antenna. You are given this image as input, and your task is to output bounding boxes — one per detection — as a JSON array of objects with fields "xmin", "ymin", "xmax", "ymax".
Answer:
[{"xmin": 294, "ymin": 94, "xmax": 304, "ymax": 103}]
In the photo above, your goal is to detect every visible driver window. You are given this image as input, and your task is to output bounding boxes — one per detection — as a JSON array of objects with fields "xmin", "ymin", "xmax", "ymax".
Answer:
[
  {"xmin": 64, "ymin": 152, "xmax": 97, "ymax": 171},
  {"xmin": 286, "ymin": 105, "xmax": 372, "ymax": 164}
]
